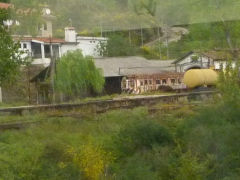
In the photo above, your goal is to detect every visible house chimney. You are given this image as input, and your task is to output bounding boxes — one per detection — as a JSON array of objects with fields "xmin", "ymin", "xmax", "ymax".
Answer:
[{"xmin": 65, "ymin": 27, "xmax": 76, "ymax": 42}]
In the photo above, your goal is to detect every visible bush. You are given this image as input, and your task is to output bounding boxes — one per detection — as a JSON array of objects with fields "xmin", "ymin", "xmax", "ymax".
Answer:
[
  {"xmin": 97, "ymin": 34, "xmax": 138, "ymax": 57},
  {"xmin": 113, "ymin": 119, "xmax": 173, "ymax": 157},
  {"xmin": 114, "ymin": 153, "xmax": 158, "ymax": 180},
  {"xmin": 55, "ymin": 50, "xmax": 105, "ymax": 97}
]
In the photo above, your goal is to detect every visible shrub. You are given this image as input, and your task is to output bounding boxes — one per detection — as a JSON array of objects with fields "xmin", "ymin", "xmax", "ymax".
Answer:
[
  {"xmin": 113, "ymin": 119, "xmax": 173, "ymax": 157},
  {"xmin": 67, "ymin": 142, "xmax": 114, "ymax": 180},
  {"xmin": 97, "ymin": 34, "xmax": 138, "ymax": 57},
  {"xmin": 55, "ymin": 50, "xmax": 105, "ymax": 97}
]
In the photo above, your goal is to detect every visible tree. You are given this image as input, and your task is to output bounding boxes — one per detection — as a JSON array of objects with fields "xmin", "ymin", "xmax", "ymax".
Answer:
[
  {"xmin": 97, "ymin": 34, "xmax": 138, "ymax": 57},
  {"xmin": 131, "ymin": 0, "xmax": 157, "ymax": 17},
  {"xmin": 54, "ymin": 50, "xmax": 105, "ymax": 97},
  {"xmin": 0, "ymin": 9, "xmax": 24, "ymax": 86},
  {"xmin": 10, "ymin": 0, "xmax": 43, "ymax": 36}
]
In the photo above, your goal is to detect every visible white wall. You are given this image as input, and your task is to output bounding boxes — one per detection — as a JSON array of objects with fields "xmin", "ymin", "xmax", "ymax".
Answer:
[
  {"xmin": 61, "ymin": 44, "xmax": 78, "ymax": 56},
  {"xmin": 214, "ymin": 61, "xmax": 236, "ymax": 70},
  {"xmin": 77, "ymin": 40, "xmax": 99, "ymax": 57},
  {"xmin": 19, "ymin": 41, "xmax": 32, "ymax": 59},
  {"xmin": 77, "ymin": 37, "xmax": 107, "ymax": 58},
  {"xmin": 176, "ymin": 53, "xmax": 213, "ymax": 72},
  {"xmin": 32, "ymin": 58, "xmax": 51, "ymax": 67},
  {"xmin": 61, "ymin": 37, "xmax": 107, "ymax": 58}
]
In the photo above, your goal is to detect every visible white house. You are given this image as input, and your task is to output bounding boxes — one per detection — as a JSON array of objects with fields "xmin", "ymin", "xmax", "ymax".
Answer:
[
  {"xmin": 15, "ymin": 36, "xmax": 64, "ymax": 66},
  {"xmin": 172, "ymin": 51, "xmax": 236, "ymax": 72},
  {"xmin": 62, "ymin": 27, "xmax": 107, "ymax": 58},
  {"xmin": 16, "ymin": 27, "xmax": 107, "ymax": 66}
]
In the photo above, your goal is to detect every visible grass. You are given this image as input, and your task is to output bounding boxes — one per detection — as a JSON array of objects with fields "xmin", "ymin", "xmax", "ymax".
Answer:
[{"xmin": 1, "ymin": 97, "xmax": 239, "ymax": 179}]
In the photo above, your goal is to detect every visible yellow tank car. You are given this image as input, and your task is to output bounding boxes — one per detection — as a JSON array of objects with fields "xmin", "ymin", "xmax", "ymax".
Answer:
[{"xmin": 183, "ymin": 69, "xmax": 218, "ymax": 88}]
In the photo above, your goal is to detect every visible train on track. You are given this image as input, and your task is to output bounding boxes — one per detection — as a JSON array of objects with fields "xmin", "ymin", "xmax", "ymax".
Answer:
[{"xmin": 122, "ymin": 69, "xmax": 219, "ymax": 94}]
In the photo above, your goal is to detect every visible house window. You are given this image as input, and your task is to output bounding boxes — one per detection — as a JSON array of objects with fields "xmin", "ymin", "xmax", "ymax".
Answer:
[
  {"xmin": 171, "ymin": 79, "xmax": 176, "ymax": 85},
  {"xmin": 178, "ymin": 79, "xmax": 181, "ymax": 84},
  {"xmin": 38, "ymin": 23, "xmax": 42, "ymax": 30},
  {"xmin": 144, "ymin": 80, "xmax": 148, "ymax": 85},
  {"xmin": 149, "ymin": 80, "xmax": 152, "ymax": 85},
  {"xmin": 44, "ymin": 45, "xmax": 51, "ymax": 58},
  {"xmin": 162, "ymin": 79, "xmax": 167, "ymax": 85},
  {"xmin": 43, "ymin": 23, "xmax": 47, "ymax": 30},
  {"xmin": 23, "ymin": 43, "xmax": 27, "ymax": 49},
  {"xmin": 156, "ymin": 80, "xmax": 161, "ymax": 85},
  {"xmin": 191, "ymin": 55, "xmax": 199, "ymax": 63},
  {"xmin": 140, "ymin": 81, "xmax": 144, "ymax": 86}
]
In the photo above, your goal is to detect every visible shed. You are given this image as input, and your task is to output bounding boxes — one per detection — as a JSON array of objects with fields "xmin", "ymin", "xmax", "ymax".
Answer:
[{"xmin": 31, "ymin": 56, "xmax": 175, "ymax": 95}]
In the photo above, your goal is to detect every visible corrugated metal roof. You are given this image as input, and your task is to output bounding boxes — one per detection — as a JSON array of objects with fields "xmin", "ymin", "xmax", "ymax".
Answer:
[{"xmin": 94, "ymin": 56, "xmax": 175, "ymax": 77}]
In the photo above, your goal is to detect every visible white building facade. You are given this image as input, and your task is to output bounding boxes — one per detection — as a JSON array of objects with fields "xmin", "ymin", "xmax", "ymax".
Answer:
[
  {"xmin": 16, "ymin": 27, "xmax": 107, "ymax": 66},
  {"xmin": 173, "ymin": 51, "xmax": 236, "ymax": 72}
]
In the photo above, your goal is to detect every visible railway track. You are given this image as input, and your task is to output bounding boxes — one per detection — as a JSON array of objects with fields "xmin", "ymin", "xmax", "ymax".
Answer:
[
  {"xmin": 0, "ymin": 91, "xmax": 216, "ymax": 115},
  {"xmin": 0, "ymin": 91, "xmax": 216, "ymax": 130}
]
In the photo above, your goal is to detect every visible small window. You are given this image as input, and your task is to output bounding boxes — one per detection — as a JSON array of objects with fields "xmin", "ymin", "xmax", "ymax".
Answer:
[
  {"xmin": 178, "ymin": 79, "xmax": 181, "ymax": 84},
  {"xmin": 140, "ymin": 81, "xmax": 144, "ymax": 86},
  {"xmin": 191, "ymin": 55, "xmax": 199, "ymax": 62},
  {"xmin": 156, "ymin": 80, "xmax": 161, "ymax": 84},
  {"xmin": 171, "ymin": 79, "xmax": 176, "ymax": 85},
  {"xmin": 130, "ymin": 80, "xmax": 134, "ymax": 87},
  {"xmin": 38, "ymin": 23, "xmax": 42, "ymax": 30},
  {"xmin": 144, "ymin": 80, "xmax": 148, "ymax": 85},
  {"xmin": 23, "ymin": 43, "xmax": 27, "ymax": 49},
  {"xmin": 149, "ymin": 80, "xmax": 152, "ymax": 85},
  {"xmin": 90, "ymin": 41, "xmax": 92, "ymax": 43},
  {"xmin": 43, "ymin": 23, "xmax": 47, "ymax": 30},
  {"xmin": 162, "ymin": 79, "xmax": 167, "ymax": 84}
]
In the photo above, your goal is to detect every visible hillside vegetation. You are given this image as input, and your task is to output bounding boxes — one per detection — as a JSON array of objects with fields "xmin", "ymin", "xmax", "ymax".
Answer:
[{"xmin": 0, "ymin": 65, "xmax": 240, "ymax": 179}]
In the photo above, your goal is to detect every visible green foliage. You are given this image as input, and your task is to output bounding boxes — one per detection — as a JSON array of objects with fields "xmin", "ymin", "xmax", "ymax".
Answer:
[
  {"xmin": 140, "ymin": 45, "xmax": 160, "ymax": 59},
  {"xmin": 175, "ymin": 151, "xmax": 213, "ymax": 180},
  {"xmin": 55, "ymin": 50, "xmax": 105, "ymax": 96},
  {"xmin": 113, "ymin": 118, "xmax": 173, "ymax": 157},
  {"xmin": 115, "ymin": 153, "xmax": 158, "ymax": 180},
  {"xmin": 2, "ymin": 63, "xmax": 240, "ymax": 179},
  {"xmin": 0, "ymin": 9, "xmax": 26, "ymax": 86},
  {"xmin": 218, "ymin": 61, "xmax": 240, "ymax": 108},
  {"xmin": 97, "ymin": 34, "xmax": 138, "ymax": 57},
  {"xmin": 9, "ymin": 0, "xmax": 43, "ymax": 36},
  {"xmin": 67, "ymin": 142, "xmax": 114, "ymax": 180}
]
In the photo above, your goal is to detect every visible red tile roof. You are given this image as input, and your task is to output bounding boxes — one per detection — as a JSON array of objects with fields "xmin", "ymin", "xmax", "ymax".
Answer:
[
  {"xmin": 0, "ymin": 2, "xmax": 12, "ymax": 9},
  {"xmin": 32, "ymin": 37, "xmax": 65, "ymax": 43},
  {"xmin": 14, "ymin": 37, "xmax": 65, "ymax": 44}
]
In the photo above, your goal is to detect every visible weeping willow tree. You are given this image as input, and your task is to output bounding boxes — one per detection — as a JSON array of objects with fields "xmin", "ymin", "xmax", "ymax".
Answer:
[{"xmin": 55, "ymin": 50, "xmax": 105, "ymax": 97}]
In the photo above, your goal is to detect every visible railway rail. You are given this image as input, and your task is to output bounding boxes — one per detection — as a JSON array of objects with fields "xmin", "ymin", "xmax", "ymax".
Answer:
[
  {"xmin": 0, "ymin": 91, "xmax": 216, "ymax": 116},
  {"xmin": 0, "ymin": 91, "xmax": 217, "ymax": 130}
]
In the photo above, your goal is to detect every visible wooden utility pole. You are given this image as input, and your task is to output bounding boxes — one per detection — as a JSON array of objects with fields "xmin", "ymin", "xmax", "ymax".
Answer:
[
  {"xmin": 0, "ymin": 87, "xmax": 2, "ymax": 103},
  {"xmin": 140, "ymin": 25, "xmax": 144, "ymax": 47},
  {"xmin": 157, "ymin": 26, "xmax": 162, "ymax": 59},
  {"xmin": 49, "ymin": 37, "xmax": 56, "ymax": 103},
  {"xmin": 166, "ymin": 26, "xmax": 169, "ymax": 59},
  {"xmin": 129, "ymin": 30, "xmax": 132, "ymax": 45}
]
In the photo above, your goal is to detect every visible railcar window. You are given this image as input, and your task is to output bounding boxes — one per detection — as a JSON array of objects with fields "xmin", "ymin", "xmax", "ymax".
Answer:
[
  {"xmin": 171, "ymin": 79, "xmax": 176, "ymax": 85},
  {"xmin": 162, "ymin": 79, "xmax": 167, "ymax": 85},
  {"xmin": 144, "ymin": 80, "xmax": 148, "ymax": 85}
]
